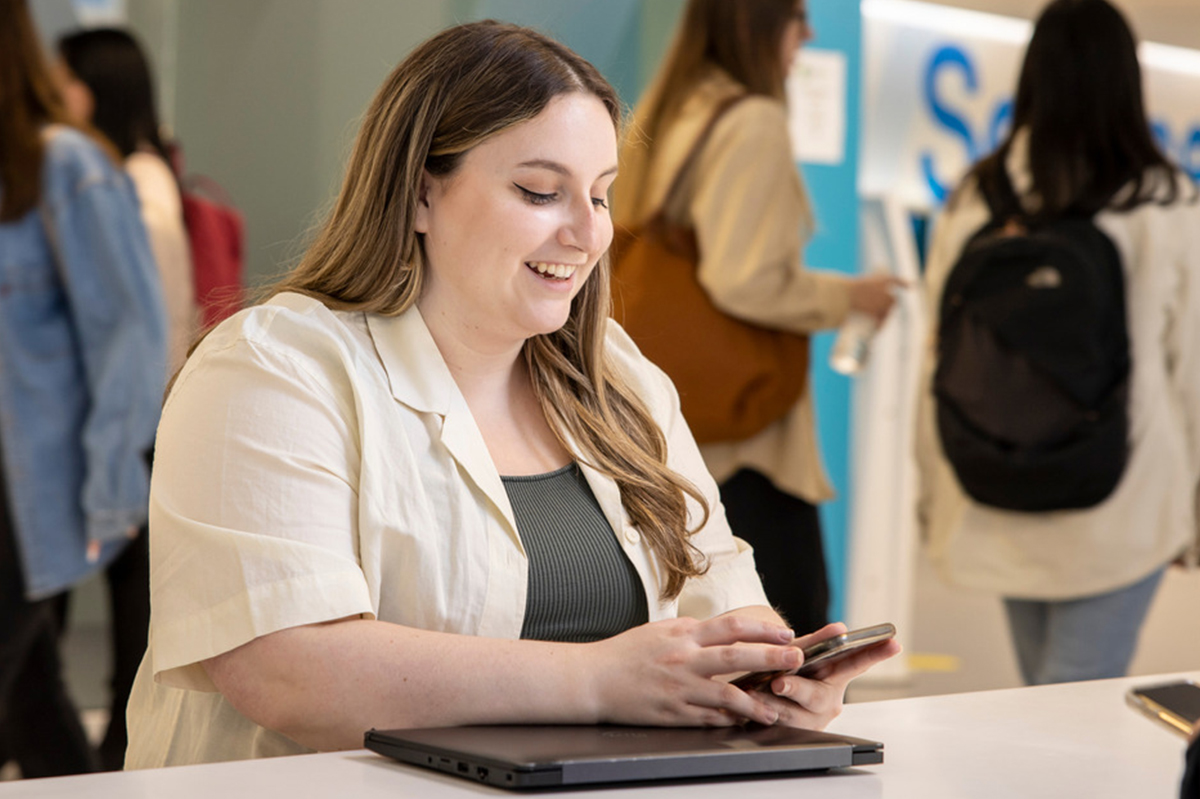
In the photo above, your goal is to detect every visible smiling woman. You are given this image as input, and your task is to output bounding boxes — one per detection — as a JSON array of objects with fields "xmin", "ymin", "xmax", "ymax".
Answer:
[
  {"xmin": 123, "ymin": 19, "xmax": 899, "ymax": 769},
  {"xmin": 415, "ymin": 93, "xmax": 617, "ymax": 359}
]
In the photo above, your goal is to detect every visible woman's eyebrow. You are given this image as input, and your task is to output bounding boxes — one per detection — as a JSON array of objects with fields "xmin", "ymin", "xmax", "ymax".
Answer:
[{"xmin": 517, "ymin": 159, "xmax": 619, "ymax": 179}]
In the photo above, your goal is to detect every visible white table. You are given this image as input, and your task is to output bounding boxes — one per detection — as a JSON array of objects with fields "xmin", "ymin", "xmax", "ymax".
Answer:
[{"xmin": 1, "ymin": 673, "xmax": 1193, "ymax": 798}]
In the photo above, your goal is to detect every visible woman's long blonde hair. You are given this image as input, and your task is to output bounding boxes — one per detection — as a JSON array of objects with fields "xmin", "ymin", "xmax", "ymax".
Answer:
[
  {"xmin": 268, "ymin": 20, "xmax": 709, "ymax": 600},
  {"xmin": 614, "ymin": 0, "xmax": 799, "ymax": 223}
]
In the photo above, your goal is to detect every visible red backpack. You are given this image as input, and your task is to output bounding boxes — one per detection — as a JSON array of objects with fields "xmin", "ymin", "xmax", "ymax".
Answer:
[{"xmin": 170, "ymin": 144, "xmax": 245, "ymax": 327}]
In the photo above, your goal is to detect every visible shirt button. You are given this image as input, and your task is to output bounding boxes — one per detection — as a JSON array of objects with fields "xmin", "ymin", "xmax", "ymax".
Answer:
[{"xmin": 624, "ymin": 527, "xmax": 640, "ymax": 545}]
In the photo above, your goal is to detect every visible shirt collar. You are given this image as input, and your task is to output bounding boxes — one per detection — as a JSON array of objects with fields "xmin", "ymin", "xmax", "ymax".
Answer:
[
  {"xmin": 367, "ymin": 305, "xmax": 526, "ymax": 545},
  {"xmin": 365, "ymin": 306, "xmax": 631, "ymax": 550},
  {"xmin": 366, "ymin": 305, "xmax": 454, "ymax": 416}
]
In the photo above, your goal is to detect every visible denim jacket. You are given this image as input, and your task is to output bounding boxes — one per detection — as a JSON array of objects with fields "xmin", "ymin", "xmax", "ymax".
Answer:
[{"xmin": 0, "ymin": 126, "xmax": 166, "ymax": 600}]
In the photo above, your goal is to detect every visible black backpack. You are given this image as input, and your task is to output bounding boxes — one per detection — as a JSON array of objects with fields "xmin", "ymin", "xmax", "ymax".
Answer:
[{"xmin": 933, "ymin": 169, "xmax": 1131, "ymax": 512}]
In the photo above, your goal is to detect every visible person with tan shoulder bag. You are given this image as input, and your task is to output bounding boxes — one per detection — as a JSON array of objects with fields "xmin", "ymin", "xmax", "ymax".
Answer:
[{"xmin": 612, "ymin": 0, "xmax": 900, "ymax": 633}]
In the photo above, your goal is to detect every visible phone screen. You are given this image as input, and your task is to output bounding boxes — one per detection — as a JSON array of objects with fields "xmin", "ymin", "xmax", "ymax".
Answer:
[{"xmin": 1134, "ymin": 683, "xmax": 1200, "ymax": 726}]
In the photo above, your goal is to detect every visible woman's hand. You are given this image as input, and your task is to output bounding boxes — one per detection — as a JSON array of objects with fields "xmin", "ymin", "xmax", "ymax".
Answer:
[
  {"xmin": 752, "ymin": 622, "xmax": 903, "ymax": 730},
  {"xmin": 848, "ymin": 274, "xmax": 906, "ymax": 325},
  {"xmin": 584, "ymin": 614, "xmax": 802, "ymax": 727}
]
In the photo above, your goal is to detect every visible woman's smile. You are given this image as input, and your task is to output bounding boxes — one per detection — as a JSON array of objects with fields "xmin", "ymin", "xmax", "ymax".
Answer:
[{"xmin": 526, "ymin": 260, "xmax": 582, "ymax": 282}]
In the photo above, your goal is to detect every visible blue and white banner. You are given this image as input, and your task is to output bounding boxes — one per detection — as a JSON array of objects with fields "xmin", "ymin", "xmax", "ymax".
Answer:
[{"xmin": 861, "ymin": 0, "xmax": 1200, "ymax": 208}]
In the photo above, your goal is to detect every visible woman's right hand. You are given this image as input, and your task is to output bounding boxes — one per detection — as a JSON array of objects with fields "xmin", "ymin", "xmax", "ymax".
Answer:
[
  {"xmin": 848, "ymin": 274, "xmax": 906, "ymax": 325},
  {"xmin": 582, "ymin": 615, "xmax": 801, "ymax": 727}
]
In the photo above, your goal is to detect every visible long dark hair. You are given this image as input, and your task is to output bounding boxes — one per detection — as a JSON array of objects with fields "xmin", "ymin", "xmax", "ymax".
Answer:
[
  {"xmin": 0, "ymin": 0, "xmax": 77, "ymax": 220},
  {"xmin": 971, "ymin": 0, "xmax": 1181, "ymax": 217},
  {"xmin": 57, "ymin": 27, "xmax": 169, "ymax": 162},
  {"xmin": 615, "ymin": 0, "xmax": 801, "ymax": 223},
  {"xmin": 650, "ymin": 0, "xmax": 799, "ymax": 108}
]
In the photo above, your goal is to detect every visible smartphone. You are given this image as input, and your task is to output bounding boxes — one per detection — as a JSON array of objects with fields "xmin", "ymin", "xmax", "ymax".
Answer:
[
  {"xmin": 731, "ymin": 622, "xmax": 897, "ymax": 692},
  {"xmin": 1126, "ymin": 680, "xmax": 1200, "ymax": 737}
]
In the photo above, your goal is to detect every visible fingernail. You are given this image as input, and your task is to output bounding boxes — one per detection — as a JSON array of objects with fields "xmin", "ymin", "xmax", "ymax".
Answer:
[
  {"xmin": 778, "ymin": 628, "xmax": 795, "ymax": 642},
  {"xmin": 764, "ymin": 709, "xmax": 779, "ymax": 724}
]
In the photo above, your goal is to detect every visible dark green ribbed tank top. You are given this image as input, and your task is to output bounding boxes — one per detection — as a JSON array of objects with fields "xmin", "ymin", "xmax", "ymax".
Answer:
[{"xmin": 501, "ymin": 463, "xmax": 649, "ymax": 643}]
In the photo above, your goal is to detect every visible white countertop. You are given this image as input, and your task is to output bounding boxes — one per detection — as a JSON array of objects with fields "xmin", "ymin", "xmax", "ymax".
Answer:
[{"xmin": 2, "ymin": 672, "xmax": 1193, "ymax": 798}]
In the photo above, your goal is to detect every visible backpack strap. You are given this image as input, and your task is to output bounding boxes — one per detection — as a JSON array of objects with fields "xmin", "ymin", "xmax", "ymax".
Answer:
[
  {"xmin": 977, "ymin": 149, "xmax": 1027, "ymax": 226},
  {"xmin": 653, "ymin": 94, "xmax": 752, "ymax": 220}
]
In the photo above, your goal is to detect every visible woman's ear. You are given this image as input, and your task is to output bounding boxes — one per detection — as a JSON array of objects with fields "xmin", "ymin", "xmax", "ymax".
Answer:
[{"xmin": 414, "ymin": 170, "xmax": 435, "ymax": 234}]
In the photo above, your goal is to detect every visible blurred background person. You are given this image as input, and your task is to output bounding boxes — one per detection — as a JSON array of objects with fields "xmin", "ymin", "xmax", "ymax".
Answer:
[
  {"xmin": 612, "ymin": 0, "xmax": 900, "ymax": 633},
  {"xmin": 55, "ymin": 27, "xmax": 198, "ymax": 378},
  {"xmin": 915, "ymin": 0, "xmax": 1200, "ymax": 686},
  {"xmin": 0, "ymin": 0, "xmax": 166, "ymax": 778},
  {"xmin": 51, "ymin": 25, "xmax": 196, "ymax": 770}
]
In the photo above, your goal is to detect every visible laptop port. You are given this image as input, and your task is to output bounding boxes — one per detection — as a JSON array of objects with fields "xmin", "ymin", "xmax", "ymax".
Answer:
[
  {"xmin": 476, "ymin": 766, "xmax": 489, "ymax": 780},
  {"xmin": 457, "ymin": 761, "xmax": 469, "ymax": 773}
]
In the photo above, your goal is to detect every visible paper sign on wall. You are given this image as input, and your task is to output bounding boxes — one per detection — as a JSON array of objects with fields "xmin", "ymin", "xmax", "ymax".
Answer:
[{"xmin": 787, "ymin": 48, "xmax": 847, "ymax": 165}]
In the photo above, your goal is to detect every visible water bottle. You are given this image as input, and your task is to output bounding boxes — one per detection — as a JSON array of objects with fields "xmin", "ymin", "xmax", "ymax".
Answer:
[{"xmin": 829, "ymin": 311, "xmax": 878, "ymax": 376}]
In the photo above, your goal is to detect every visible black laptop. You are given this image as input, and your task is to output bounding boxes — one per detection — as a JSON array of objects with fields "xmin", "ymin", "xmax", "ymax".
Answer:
[{"xmin": 364, "ymin": 723, "xmax": 883, "ymax": 790}]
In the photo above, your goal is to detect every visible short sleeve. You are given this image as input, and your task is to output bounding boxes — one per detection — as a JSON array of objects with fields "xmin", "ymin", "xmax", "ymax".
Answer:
[{"xmin": 148, "ymin": 308, "xmax": 375, "ymax": 690}]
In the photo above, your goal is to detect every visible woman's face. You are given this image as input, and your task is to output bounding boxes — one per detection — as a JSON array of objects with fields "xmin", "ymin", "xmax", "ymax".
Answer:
[
  {"xmin": 415, "ymin": 92, "xmax": 617, "ymax": 351},
  {"xmin": 50, "ymin": 57, "xmax": 94, "ymax": 126},
  {"xmin": 780, "ymin": 2, "xmax": 814, "ymax": 75}
]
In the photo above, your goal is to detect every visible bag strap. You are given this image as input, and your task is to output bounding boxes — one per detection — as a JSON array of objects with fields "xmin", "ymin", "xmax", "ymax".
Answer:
[
  {"xmin": 978, "ymin": 154, "xmax": 1027, "ymax": 226},
  {"xmin": 654, "ymin": 94, "xmax": 752, "ymax": 219}
]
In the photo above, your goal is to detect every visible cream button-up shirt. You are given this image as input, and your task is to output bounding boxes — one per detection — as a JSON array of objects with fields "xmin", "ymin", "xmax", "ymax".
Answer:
[{"xmin": 126, "ymin": 292, "xmax": 769, "ymax": 767}]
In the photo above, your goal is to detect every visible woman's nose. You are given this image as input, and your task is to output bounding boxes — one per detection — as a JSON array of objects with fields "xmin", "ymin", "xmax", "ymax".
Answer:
[{"xmin": 559, "ymin": 199, "xmax": 606, "ymax": 254}]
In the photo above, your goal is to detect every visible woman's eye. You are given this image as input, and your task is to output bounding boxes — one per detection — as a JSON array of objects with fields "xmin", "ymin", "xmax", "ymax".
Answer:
[
  {"xmin": 516, "ymin": 184, "xmax": 556, "ymax": 205},
  {"xmin": 592, "ymin": 197, "xmax": 609, "ymax": 210}
]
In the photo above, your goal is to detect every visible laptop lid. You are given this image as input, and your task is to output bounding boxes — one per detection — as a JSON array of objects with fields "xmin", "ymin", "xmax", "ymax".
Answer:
[{"xmin": 364, "ymin": 724, "xmax": 883, "ymax": 790}]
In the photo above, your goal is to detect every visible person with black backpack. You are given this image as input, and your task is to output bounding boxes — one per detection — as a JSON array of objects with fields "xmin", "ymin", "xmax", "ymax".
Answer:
[{"xmin": 915, "ymin": 0, "xmax": 1200, "ymax": 686}]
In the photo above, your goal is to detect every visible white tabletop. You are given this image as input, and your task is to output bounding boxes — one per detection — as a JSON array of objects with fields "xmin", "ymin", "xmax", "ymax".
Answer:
[{"xmin": 2, "ymin": 672, "xmax": 1193, "ymax": 798}]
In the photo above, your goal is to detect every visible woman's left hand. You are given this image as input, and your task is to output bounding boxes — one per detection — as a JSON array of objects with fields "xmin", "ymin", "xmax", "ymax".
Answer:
[{"xmin": 752, "ymin": 622, "xmax": 903, "ymax": 730}]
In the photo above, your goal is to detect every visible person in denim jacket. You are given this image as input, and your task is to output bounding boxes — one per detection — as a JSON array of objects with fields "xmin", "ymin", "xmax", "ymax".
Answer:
[
  {"xmin": 52, "ymin": 24, "xmax": 192, "ymax": 771},
  {"xmin": 0, "ymin": 0, "xmax": 166, "ymax": 778}
]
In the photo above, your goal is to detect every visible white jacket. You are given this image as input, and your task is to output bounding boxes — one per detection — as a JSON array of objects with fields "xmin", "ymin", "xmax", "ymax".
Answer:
[{"xmin": 916, "ymin": 137, "xmax": 1200, "ymax": 600}]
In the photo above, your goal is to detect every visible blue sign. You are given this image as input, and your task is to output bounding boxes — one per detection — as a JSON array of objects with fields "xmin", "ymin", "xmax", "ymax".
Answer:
[{"xmin": 919, "ymin": 43, "xmax": 1200, "ymax": 202}]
